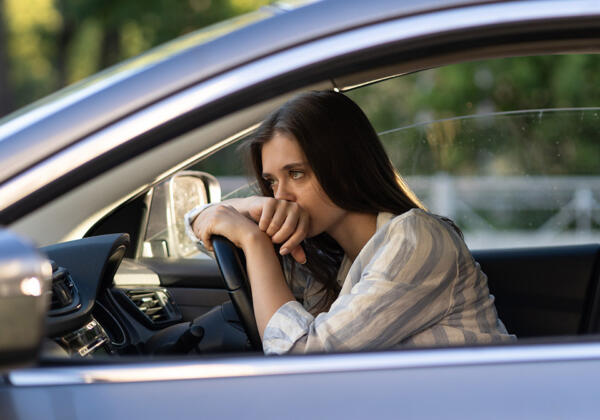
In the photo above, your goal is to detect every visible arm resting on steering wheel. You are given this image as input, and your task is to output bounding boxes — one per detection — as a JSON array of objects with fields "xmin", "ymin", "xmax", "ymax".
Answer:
[
  {"xmin": 241, "ymin": 231, "xmax": 296, "ymax": 339},
  {"xmin": 187, "ymin": 203, "xmax": 296, "ymax": 341}
]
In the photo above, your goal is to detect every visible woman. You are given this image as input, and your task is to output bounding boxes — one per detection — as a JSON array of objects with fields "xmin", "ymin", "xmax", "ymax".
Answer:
[{"xmin": 186, "ymin": 90, "xmax": 514, "ymax": 354}]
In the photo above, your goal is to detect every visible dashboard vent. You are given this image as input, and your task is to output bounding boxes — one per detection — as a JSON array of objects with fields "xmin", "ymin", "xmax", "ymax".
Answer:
[
  {"xmin": 126, "ymin": 290, "xmax": 168, "ymax": 322},
  {"xmin": 48, "ymin": 260, "xmax": 81, "ymax": 316},
  {"xmin": 116, "ymin": 288, "xmax": 181, "ymax": 329}
]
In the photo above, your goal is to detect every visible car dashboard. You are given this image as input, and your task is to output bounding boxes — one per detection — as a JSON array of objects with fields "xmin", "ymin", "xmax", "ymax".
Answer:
[
  {"xmin": 40, "ymin": 233, "xmax": 200, "ymax": 359},
  {"xmin": 37, "ymin": 230, "xmax": 600, "ymax": 359}
]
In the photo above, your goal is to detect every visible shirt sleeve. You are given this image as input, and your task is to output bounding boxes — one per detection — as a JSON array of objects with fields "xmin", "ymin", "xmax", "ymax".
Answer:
[{"xmin": 262, "ymin": 212, "xmax": 461, "ymax": 355}]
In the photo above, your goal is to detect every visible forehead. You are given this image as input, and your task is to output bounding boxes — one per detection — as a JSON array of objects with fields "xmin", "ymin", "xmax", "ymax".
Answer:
[{"xmin": 261, "ymin": 131, "xmax": 307, "ymax": 172}]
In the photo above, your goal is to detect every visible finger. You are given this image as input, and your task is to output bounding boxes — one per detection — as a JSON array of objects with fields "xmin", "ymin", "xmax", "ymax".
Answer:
[
  {"xmin": 192, "ymin": 216, "xmax": 204, "ymax": 241},
  {"xmin": 198, "ymin": 212, "xmax": 218, "ymax": 252},
  {"xmin": 247, "ymin": 197, "xmax": 265, "ymax": 223},
  {"xmin": 266, "ymin": 201, "xmax": 288, "ymax": 237},
  {"xmin": 200, "ymin": 226, "xmax": 213, "ymax": 252},
  {"xmin": 290, "ymin": 245, "xmax": 307, "ymax": 264},
  {"xmin": 258, "ymin": 199, "xmax": 277, "ymax": 231},
  {"xmin": 191, "ymin": 216, "xmax": 203, "ymax": 240},
  {"xmin": 280, "ymin": 211, "xmax": 309, "ymax": 259},
  {"xmin": 270, "ymin": 207, "xmax": 300, "ymax": 244}
]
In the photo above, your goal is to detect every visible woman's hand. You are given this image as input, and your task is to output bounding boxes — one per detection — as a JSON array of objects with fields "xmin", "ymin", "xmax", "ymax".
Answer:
[
  {"xmin": 191, "ymin": 204, "xmax": 266, "ymax": 252},
  {"xmin": 193, "ymin": 196, "xmax": 309, "ymax": 263},
  {"xmin": 193, "ymin": 202, "xmax": 297, "ymax": 338},
  {"xmin": 243, "ymin": 197, "xmax": 309, "ymax": 264}
]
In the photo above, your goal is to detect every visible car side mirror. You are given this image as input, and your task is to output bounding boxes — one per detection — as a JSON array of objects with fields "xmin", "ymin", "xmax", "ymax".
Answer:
[
  {"xmin": 142, "ymin": 171, "xmax": 221, "ymax": 258},
  {"xmin": 0, "ymin": 229, "xmax": 52, "ymax": 370}
]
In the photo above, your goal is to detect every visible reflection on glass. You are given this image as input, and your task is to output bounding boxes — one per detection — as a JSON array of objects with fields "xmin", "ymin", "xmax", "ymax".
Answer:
[{"xmin": 379, "ymin": 110, "xmax": 600, "ymax": 249}]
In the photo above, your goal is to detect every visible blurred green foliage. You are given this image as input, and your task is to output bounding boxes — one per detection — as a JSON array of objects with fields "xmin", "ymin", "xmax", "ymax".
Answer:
[
  {"xmin": 348, "ymin": 55, "xmax": 600, "ymax": 131},
  {"xmin": 348, "ymin": 55, "xmax": 600, "ymax": 176},
  {"xmin": 0, "ymin": 0, "xmax": 273, "ymax": 115}
]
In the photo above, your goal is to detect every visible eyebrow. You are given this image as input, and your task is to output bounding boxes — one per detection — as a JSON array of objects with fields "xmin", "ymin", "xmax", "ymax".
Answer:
[{"xmin": 262, "ymin": 162, "xmax": 306, "ymax": 178}]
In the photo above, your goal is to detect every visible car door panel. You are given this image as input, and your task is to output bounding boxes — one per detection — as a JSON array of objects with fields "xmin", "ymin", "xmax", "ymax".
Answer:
[
  {"xmin": 138, "ymin": 258, "xmax": 223, "ymax": 288},
  {"xmin": 133, "ymin": 258, "xmax": 228, "ymax": 321},
  {"xmin": 167, "ymin": 287, "xmax": 229, "ymax": 320},
  {"xmin": 6, "ymin": 353, "xmax": 600, "ymax": 420},
  {"xmin": 473, "ymin": 244, "xmax": 600, "ymax": 338}
]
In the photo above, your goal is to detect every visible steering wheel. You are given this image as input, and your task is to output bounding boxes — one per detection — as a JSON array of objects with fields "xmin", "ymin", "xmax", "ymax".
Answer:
[{"xmin": 211, "ymin": 235, "xmax": 262, "ymax": 350}]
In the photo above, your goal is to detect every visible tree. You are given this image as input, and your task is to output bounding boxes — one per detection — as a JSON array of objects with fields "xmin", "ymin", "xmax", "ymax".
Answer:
[
  {"xmin": 0, "ymin": 0, "xmax": 13, "ymax": 117},
  {"xmin": 0, "ymin": 0, "xmax": 273, "ymax": 118}
]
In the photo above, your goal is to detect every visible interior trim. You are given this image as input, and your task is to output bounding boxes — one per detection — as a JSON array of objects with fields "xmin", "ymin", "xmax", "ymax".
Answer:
[{"xmin": 113, "ymin": 259, "xmax": 160, "ymax": 286}]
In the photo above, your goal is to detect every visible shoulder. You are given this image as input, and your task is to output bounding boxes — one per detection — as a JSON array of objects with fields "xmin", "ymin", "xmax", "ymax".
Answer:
[
  {"xmin": 357, "ymin": 209, "xmax": 464, "ymax": 284},
  {"xmin": 384, "ymin": 208, "xmax": 452, "ymax": 234},
  {"xmin": 381, "ymin": 208, "xmax": 465, "ymax": 254}
]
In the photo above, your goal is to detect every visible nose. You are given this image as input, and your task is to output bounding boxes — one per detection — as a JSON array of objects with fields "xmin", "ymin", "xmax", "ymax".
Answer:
[{"xmin": 274, "ymin": 179, "xmax": 294, "ymax": 201}]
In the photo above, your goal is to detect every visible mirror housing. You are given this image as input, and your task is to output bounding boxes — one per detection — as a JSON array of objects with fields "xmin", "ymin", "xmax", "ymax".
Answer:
[
  {"xmin": 142, "ymin": 171, "xmax": 221, "ymax": 258},
  {"xmin": 0, "ymin": 229, "xmax": 52, "ymax": 370}
]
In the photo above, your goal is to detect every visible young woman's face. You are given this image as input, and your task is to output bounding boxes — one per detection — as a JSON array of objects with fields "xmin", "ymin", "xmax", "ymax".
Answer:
[{"xmin": 260, "ymin": 131, "xmax": 346, "ymax": 237}]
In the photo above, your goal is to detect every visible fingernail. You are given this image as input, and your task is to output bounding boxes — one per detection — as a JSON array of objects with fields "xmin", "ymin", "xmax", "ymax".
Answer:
[
  {"xmin": 280, "ymin": 248, "xmax": 289, "ymax": 255},
  {"xmin": 300, "ymin": 258, "xmax": 307, "ymax": 265}
]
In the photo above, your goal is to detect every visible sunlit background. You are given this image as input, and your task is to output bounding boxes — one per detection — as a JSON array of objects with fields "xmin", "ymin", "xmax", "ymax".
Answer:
[{"xmin": 0, "ymin": 0, "xmax": 274, "ymax": 117}]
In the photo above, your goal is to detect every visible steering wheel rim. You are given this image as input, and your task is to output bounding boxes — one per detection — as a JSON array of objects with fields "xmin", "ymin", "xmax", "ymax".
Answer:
[{"xmin": 211, "ymin": 235, "xmax": 262, "ymax": 350}]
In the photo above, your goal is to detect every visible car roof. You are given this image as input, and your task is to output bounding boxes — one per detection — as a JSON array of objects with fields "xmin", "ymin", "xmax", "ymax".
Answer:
[{"xmin": 0, "ymin": 0, "xmax": 496, "ymax": 185}]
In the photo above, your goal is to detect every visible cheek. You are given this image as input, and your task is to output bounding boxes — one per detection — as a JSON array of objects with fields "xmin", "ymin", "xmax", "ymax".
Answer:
[
  {"xmin": 296, "ymin": 183, "xmax": 343, "ymax": 235},
  {"xmin": 296, "ymin": 182, "xmax": 332, "ymax": 213}
]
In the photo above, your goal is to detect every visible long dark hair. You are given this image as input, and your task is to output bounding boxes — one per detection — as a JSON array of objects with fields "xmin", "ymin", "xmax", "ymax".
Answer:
[{"xmin": 246, "ymin": 90, "xmax": 425, "ymax": 313}]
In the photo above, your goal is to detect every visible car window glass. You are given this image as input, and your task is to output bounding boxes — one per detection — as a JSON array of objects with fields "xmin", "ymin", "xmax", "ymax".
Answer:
[
  {"xmin": 347, "ymin": 54, "xmax": 600, "ymax": 249},
  {"xmin": 174, "ymin": 54, "xmax": 600, "ymax": 253},
  {"xmin": 192, "ymin": 140, "xmax": 252, "ymax": 198}
]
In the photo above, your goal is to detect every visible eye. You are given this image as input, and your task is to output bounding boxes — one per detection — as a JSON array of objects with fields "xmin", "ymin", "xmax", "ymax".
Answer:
[
  {"xmin": 264, "ymin": 177, "xmax": 277, "ymax": 188},
  {"xmin": 290, "ymin": 170, "xmax": 304, "ymax": 180}
]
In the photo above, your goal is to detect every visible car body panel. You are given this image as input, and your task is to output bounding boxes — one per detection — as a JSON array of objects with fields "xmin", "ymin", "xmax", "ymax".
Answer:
[{"xmin": 6, "ymin": 343, "xmax": 600, "ymax": 419}]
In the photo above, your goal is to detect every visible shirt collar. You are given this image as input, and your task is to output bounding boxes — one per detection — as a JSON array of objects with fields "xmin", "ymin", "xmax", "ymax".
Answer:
[
  {"xmin": 376, "ymin": 211, "xmax": 395, "ymax": 231},
  {"xmin": 336, "ymin": 212, "xmax": 395, "ymax": 287}
]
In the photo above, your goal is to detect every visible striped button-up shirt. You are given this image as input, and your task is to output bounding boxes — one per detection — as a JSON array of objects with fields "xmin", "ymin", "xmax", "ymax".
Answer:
[{"xmin": 263, "ymin": 209, "xmax": 515, "ymax": 354}]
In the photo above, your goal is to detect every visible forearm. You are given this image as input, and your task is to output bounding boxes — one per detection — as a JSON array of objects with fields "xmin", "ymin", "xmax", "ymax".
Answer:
[
  {"xmin": 186, "ymin": 198, "xmax": 254, "ymax": 241},
  {"xmin": 187, "ymin": 201, "xmax": 297, "ymax": 340},
  {"xmin": 220, "ymin": 197, "xmax": 253, "ymax": 216},
  {"xmin": 188, "ymin": 198, "xmax": 253, "ymax": 226},
  {"xmin": 241, "ymin": 231, "xmax": 296, "ymax": 339}
]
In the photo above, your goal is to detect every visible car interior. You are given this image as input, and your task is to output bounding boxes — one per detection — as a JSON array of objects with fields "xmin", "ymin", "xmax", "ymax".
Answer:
[{"xmin": 9, "ymin": 44, "xmax": 600, "ymax": 361}]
